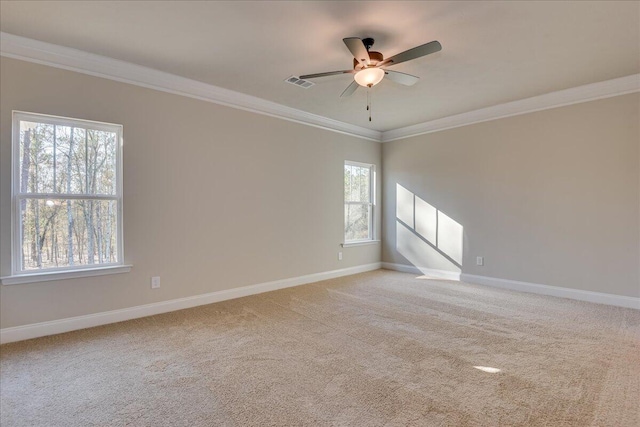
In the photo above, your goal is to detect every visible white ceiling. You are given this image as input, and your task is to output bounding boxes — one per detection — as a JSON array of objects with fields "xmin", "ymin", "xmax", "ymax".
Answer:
[{"xmin": 1, "ymin": 1, "xmax": 638, "ymax": 132}]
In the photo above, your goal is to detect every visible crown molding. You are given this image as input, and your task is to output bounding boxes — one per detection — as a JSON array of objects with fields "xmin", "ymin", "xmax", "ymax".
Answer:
[
  {"xmin": 0, "ymin": 32, "xmax": 382, "ymax": 142},
  {"xmin": 2, "ymin": 32, "xmax": 637, "ymax": 144},
  {"xmin": 381, "ymin": 73, "xmax": 640, "ymax": 142}
]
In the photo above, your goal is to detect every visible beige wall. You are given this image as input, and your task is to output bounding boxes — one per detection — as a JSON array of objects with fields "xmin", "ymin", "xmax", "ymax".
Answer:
[
  {"xmin": 383, "ymin": 93, "xmax": 640, "ymax": 298},
  {"xmin": 0, "ymin": 58, "xmax": 382, "ymax": 328},
  {"xmin": 1, "ymin": 56, "xmax": 637, "ymax": 331}
]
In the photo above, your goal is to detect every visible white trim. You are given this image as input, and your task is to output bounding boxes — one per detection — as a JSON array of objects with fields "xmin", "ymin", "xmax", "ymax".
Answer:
[
  {"xmin": 0, "ymin": 262, "xmax": 381, "ymax": 344},
  {"xmin": 382, "ymin": 263, "xmax": 639, "ymax": 309},
  {"xmin": 460, "ymin": 273, "xmax": 640, "ymax": 310},
  {"xmin": 381, "ymin": 262, "xmax": 461, "ymax": 280},
  {"xmin": 382, "ymin": 262, "xmax": 423, "ymax": 275},
  {"xmin": 381, "ymin": 74, "xmax": 640, "ymax": 142},
  {"xmin": 342, "ymin": 240, "xmax": 380, "ymax": 247},
  {"xmin": 2, "ymin": 33, "xmax": 637, "ymax": 144},
  {"xmin": 344, "ymin": 160, "xmax": 374, "ymax": 169},
  {"xmin": 0, "ymin": 32, "xmax": 381, "ymax": 142},
  {"xmin": 1, "ymin": 265, "xmax": 132, "ymax": 285}
]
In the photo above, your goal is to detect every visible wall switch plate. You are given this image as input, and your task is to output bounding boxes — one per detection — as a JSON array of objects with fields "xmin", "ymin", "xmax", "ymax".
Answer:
[
  {"xmin": 476, "ymin": 256, "xmax": 484, "ymax": 266},
  {"xmin": 338, "ymin": 252, "xmax": 343, "ymax": 261},
  {"xmin": 151, "ymin": 276, "xmax": 161, "ymax": 289}
]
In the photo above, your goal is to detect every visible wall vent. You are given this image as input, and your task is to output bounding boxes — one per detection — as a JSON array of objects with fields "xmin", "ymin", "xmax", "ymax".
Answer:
[{"xmin": 284, "ymin": 76, "xmax": 314, "ymax": 89}]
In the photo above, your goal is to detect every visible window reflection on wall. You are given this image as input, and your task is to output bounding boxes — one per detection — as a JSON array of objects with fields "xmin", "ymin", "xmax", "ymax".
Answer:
[{"xmin": 396, "ymin": 183, "xmax": 463, "ymax": 275}]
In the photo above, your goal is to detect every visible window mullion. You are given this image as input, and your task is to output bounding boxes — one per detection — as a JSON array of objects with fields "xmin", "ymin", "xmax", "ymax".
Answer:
[{"xmin": 15, "ymin": 193, "xmax": 119, "ymax": 200}]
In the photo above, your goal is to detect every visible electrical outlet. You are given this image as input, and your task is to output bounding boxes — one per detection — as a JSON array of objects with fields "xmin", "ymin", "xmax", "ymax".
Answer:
[
  {"xmin": 151, "ymin": 276, "xmax": 161, "ymax": 289},
  {"xmin": 338, "ymin": 252, "xmax": 343, "ymax": 261},
  {"xmin": 476, "ymin": 256, "xmax": 484, "ymax": 266}
]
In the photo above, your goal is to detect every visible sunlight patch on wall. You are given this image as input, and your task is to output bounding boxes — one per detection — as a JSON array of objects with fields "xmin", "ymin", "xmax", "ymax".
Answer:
[
  {"xmin": 396, "ymin": 184, "xmax": 414, "ymax": 227},
  {"xmin": 415, "ymin": 196, "xmax": 437, "ymax": 245},
  {"xmin": 395, "ymin": 183, "xmax": 463, "ymax": 273},
  {"xmin": 437, "ymin": 210, "xmax": 463, "ymax": 265},
  {"xmin": 397, "ymin": 221, "xmax": 461, "ymax": 273}
]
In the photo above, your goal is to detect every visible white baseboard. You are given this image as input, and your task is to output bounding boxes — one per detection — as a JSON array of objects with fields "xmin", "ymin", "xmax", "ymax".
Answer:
[
  {"xmin": 0, "ymin": 262, "xmax": 381, "ymax": 344},
  {"xmin": 461, "ymin": 273, "xmax": 640, "ymax": 309},
  {"xmin": 381, "ymin": 262, "xmax": 461, "ymax": 280},
  {"xmin": 382, "ymin": 262, "xmax": 639, "ymax": 310}
]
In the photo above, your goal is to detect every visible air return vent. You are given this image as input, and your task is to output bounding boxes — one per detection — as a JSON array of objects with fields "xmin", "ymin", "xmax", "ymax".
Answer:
[{"xmin": 285, "ymin": 76, "xmax": 315, "ymax": 89}]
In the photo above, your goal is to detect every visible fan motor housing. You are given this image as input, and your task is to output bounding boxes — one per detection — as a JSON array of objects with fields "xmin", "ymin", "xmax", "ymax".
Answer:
[{"xmin": 354, "ymin": 51, "xmax": 384, "ymax": 69}]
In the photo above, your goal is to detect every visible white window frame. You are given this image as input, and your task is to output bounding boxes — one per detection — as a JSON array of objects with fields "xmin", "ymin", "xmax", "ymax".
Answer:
[
  {"xmin": 344, "ymin": 160, "xmax": 377, "ymax": 245},
  {"xmin": 2, "ymin": 111, "xmax": 129, "ymax": 285}
]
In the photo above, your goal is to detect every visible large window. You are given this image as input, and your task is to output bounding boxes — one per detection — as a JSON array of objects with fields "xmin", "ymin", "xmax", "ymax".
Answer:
[
  {"xmin": 10, "ymin": 112, "xmax": 123, "ymax": 276},
  {"xmin": 344, "ymin": 161, "xmax": 374, "ymax": 242}
]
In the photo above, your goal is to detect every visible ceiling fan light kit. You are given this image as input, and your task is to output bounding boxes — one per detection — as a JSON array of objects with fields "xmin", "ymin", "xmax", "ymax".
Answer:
[
  {"xmin": 354, "ymin": 67, "xmax": 385, "ymax": 87},
  {"xmin": 298, "ymin": 37, "xmax": 442, "ymax": 122}
]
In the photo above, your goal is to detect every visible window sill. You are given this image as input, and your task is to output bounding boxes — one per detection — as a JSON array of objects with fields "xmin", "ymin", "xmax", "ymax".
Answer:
[
  {"xmin": 1, "ymin": 265, "xmax": 132, "ymax": 285},
  {"xmin": 341, "ymin": 240, "xmax": 380, "ymax": 248}
]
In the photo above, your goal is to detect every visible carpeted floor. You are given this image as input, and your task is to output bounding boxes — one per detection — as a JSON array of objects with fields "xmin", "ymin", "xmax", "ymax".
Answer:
[{"xmin": 1, "ymin": 270, "xmax": 639, "ymax": 426}]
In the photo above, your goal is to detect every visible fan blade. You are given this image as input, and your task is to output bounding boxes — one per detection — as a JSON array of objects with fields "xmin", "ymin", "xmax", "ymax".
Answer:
[
  {"xmin": 380, "ymin": 41, "xmax": 442, "ymax": 67},
  {"xmin": 384, "ymin": 70, "xmax": 420, "ymax": 86},
  {"xmin": 340, "ymin": 80, "xmax": 359, "ymax": 97},
  {"xmin": 343, "ymin": 37, "xmax": 370, "ymax": 66},
  {"xmin": 299, "ymin": 70, "xmax": 354, "ymax": 79}
]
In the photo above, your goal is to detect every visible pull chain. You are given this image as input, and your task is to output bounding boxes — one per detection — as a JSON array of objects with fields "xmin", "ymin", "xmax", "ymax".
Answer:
[{"xmin": 366, "ymin": 86, "xmax": 372, "ymax": 122}]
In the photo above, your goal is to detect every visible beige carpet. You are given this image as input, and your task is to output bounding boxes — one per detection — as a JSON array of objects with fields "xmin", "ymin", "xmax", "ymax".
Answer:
[{"xmin": 1, "ymin": 270, "xmax": 639, "ymax": 426}]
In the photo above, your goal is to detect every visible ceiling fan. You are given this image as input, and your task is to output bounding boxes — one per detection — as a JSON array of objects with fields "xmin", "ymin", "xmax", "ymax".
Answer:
[{"xmin": 300, "ymin": 37, "xmax": 442, "ymax": 97}]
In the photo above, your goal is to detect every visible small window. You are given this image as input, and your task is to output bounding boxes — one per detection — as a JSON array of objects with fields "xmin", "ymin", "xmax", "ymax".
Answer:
[
  {"xmin": 344, "ymin": 161, "xmax": 375, "ymax": 242},
  {"xmin": 11, "ymin": 112, "xmax": 123, "ymax": 275}
]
